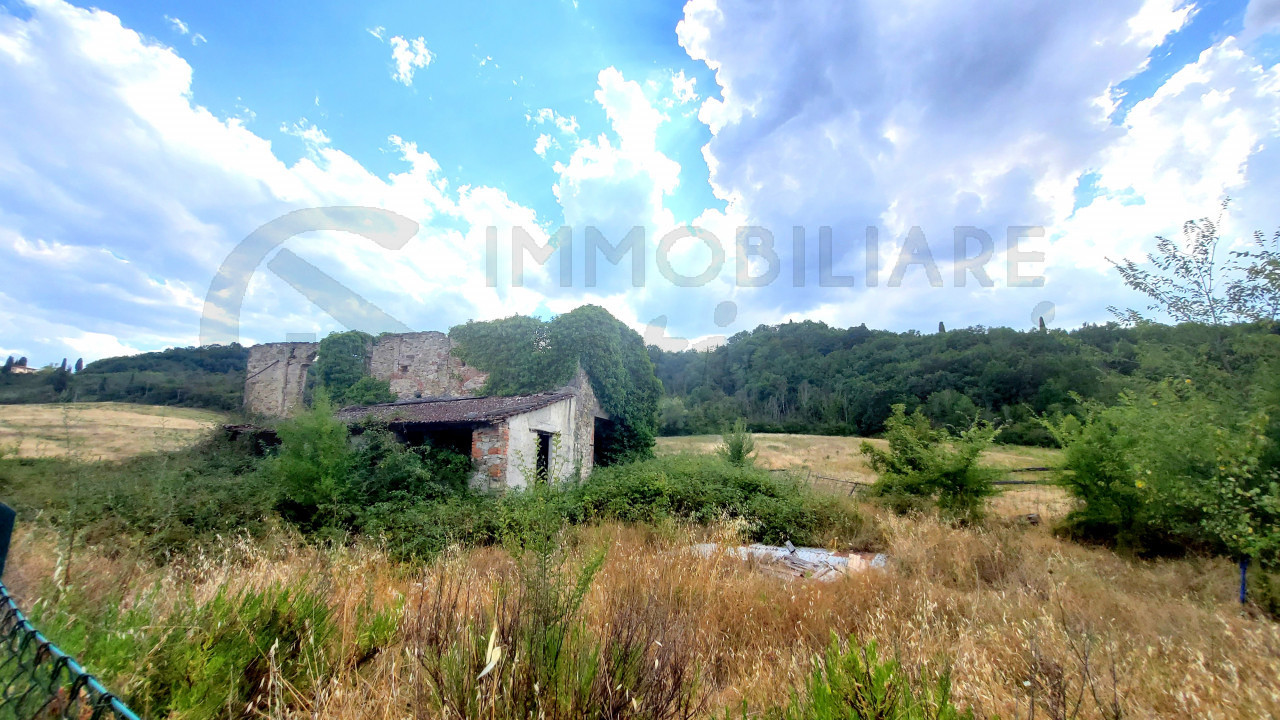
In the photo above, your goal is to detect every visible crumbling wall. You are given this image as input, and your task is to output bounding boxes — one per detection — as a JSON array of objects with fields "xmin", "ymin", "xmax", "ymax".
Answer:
[
  {"xmin": 244, "ymin": 342, "xmax": 317, "ymax": 417},
  {"xmin": 469, "ymin": 422, "xmax": 509, "ymax": 491},
  {"xmin": 561, "ymin": 366, "xmax": 602, "ymax": 477},
  {"xmin": 368, "ymin": 331, "xmax": 488, "ymax": 400}
]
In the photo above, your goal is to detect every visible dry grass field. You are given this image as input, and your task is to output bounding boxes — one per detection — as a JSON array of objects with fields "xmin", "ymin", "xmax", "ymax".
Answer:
[
  {"xmin": 7, "ymin": 515, "xmax": 1278, "ymax": 719},
  {"xmin": 657, "ymin": 433, "xmax": 1072, "ymax": 520},
  {"xmin": 0, "ymin": 402, "xmax": 226, "ymax": 460}
]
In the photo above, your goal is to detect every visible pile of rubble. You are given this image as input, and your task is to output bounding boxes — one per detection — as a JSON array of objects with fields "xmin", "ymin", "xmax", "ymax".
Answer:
[{"xmin": 691, "ymin": 541, "xmax": 887, "ymax": 581}]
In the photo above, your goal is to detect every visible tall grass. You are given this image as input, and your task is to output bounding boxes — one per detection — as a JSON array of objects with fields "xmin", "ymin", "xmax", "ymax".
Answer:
[{"xmin": 4, "ymin": 508, "xmax": 1278, "ymax": 719}]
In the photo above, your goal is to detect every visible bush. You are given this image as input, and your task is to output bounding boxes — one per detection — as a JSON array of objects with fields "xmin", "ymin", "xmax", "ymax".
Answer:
[
  {"xmin": 0, "ymin": 432, "xmax": 276, "ymax": 558},
  {"xmin": 270, "ymin": 393, "xmax": 474, "ymax": 534},
  {"xmin": 716, "ymin": 419, "xmax": 757, "ymax": 467},
  {"xmin": 577, "ymin": 454, "xmax": 871, "ymax": 547},
  {"xmin": 774, "ymin": 635, "xmax": 973, "ymax": 720},
  {"xmin": 861, "ymin": 405, "xmax": 1000, "ymax": 521},
  {"xmin": 1048, "ymin": 381, "xmax": 1280, "ymax": 563}
]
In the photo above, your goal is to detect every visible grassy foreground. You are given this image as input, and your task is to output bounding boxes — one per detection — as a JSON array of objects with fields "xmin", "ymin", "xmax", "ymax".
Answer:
[
  {"xmin": 0, "ymin": 402, "xmax": 225, "ymax": 459},
  {"xmin": 5, "ymin": 512, "xmax": 1277, "ymax": 719}
]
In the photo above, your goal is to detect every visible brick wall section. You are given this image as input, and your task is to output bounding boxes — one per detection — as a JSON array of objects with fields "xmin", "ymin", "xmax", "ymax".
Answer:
[
  {"xmin": 244, "ymin": 342, "xmax": 317, "ymax": 416},
  {"xmin": 469, "ymin": 422, "xmax": 509, "ymax": 491},
  {"xmin": 367, "ymin": 331, "xmax": 488, "ymax": 400}
]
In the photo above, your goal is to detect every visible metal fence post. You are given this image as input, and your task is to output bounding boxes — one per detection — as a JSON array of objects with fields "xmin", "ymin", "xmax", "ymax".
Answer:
[{"xmin": 0, "ymin": 502, "xmax": 15, "ymax": 579}]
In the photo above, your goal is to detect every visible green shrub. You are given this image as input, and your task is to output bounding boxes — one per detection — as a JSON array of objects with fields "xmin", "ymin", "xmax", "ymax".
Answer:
[
  {"xmin": 716, "ymin": 419, "xmax": 757, "ymax": 467},
  {"xmin": 861, "ymin": 405, "xmax": 1000, "ymax": 521},
  {"xmin": 0, "ymin": 432, "xmax": 276, "ymax": 558},
  {"xmin": 772, "ymin": 635, "xmax": 973, "ymax": 720},
  {"xmin": 1049, "ymin": 381, "xmax": 1280, "ymax": 563},
  {"xmin": 577, "ymin": 454, "xmax": 866, "ymax": 547}
]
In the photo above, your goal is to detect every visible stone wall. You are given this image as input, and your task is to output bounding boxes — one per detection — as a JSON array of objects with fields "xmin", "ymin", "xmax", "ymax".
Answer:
[
  {"xmin": 561, "ymin": 366, "xmax": 602, "ymax": 477},
  {"xmin": 469, "ymin": 423, "xmax": 509, "ymax": 491},
  {"xmin": 367, "ymin": 331, "xmax": 488, "ymax": 400},
  {"xmin": 244, "ymin": 342, "xmax": 317, "ymax": 417}
]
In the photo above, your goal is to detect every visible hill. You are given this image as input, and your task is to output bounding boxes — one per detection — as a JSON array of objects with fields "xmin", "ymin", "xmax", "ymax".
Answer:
[
  {"xmin": 650, "ymin": 320, "xmax": 1280, "ymax": 442},
  {"xmin": 0, "ymin": 344, "xmax": 248, "ymax": 410}
]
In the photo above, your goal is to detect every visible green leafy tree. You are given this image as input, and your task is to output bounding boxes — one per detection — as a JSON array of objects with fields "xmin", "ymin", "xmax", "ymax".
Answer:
[
  {"xmin": 1229, "ymin": 228, "xmax": 1280, "ymax": 323},
  {"xmin": 450, "ymin": 305, "xmax": 661, "ymax": 464},
  {"xmin": 861, "ymin": 404, "xmax": 1000, "ymax": 520},
  {"xmin": 310, "ymin": 330, "xmax": 395, "ymax": 406},
  {"xmin": 341, "ymin": 375, "xmax": 397, "ymax": 405},
  {"xmin": 271, "ymin": 388, "xmax": 352, "ymax": 526}
]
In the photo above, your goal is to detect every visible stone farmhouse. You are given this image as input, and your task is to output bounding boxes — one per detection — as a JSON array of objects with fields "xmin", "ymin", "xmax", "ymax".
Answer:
[{"xmin": 243, "ymin": 332, "xmax": 607, "ymax": 491}]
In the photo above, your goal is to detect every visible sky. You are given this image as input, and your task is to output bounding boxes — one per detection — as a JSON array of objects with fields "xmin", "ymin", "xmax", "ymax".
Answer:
[{"xmin": 1, "ymin": 0, "xmax": 1279, "ymax": 365}]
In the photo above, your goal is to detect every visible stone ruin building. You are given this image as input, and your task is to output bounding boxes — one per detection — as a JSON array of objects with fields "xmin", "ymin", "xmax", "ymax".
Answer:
[{"xmin": 243, "ymin": 331, "xmax": 607, "ymax": 491}]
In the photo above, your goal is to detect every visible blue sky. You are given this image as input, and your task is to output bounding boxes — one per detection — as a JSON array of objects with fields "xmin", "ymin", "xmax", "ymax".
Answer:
[{"xmin": 1, "ymin": 0, "xmax": 1279, "ymax": 364}]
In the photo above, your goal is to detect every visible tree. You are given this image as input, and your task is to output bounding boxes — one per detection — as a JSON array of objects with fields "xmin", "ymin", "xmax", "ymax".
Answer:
[
  {"xmin": 451, "ymin": 305, "xmax": 662, "ymax": 464},
  {"xmin": 2, "ymin": 356, "xmax": 12, "ymax": 373},
  {"xmin": 861, "ymin": 404, "xmax": 1000, "ymax": 521},
  {"xmin": 74, "ymin": 358, "xmax": 83, "ymax": 373},
  {"xmin": 1108, "ymin": 204, "xmax": 1245, "ymax": 372},
  {"xmin": 938, "ymin": 321, "xmax": 946, "ymax": 333},
  {"xmin": 310, "ymin": 330, "xmax": 395, "ymax": 406},
  {"xmin": 1229, "ymin": 228, "xmax": 1280, "ymax": 324},
  {"xmin": 16, "ymin": 357, "xmax": 27, "ymax": 367},
  {"xmin": 1038, "ymin": 316, "xmax": 1047, "ymax": 332}
]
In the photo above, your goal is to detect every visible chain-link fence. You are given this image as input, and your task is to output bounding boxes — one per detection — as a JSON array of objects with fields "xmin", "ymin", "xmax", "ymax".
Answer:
[{"xmin": 0, "ymin": 504, "xmax": 141, "ymax": 720}]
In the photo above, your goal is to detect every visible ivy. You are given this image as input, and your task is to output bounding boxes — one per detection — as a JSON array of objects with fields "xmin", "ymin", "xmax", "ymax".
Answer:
[
  {"xmin": 310, "ymin": 331, "xmax": 395, "ymax": 407},
  {"xmin": 449, "ymin": 305, "xmax": 662, "ymax": 464}
]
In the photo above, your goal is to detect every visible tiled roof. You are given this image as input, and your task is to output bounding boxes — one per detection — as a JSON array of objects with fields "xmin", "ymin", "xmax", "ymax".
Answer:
[{"xmin": 336, "ymin": 392, "xmax": 572, "ymax": 425}]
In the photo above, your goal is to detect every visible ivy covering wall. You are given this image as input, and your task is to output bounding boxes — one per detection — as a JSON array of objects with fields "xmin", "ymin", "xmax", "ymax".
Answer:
[{"xmin": 448, "ymin": 305, "xmax": 662, "ymax": 464}]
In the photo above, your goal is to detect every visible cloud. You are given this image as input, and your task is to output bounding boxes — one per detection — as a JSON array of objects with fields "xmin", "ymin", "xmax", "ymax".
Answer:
[
  {"xmin": 529, "ymin": 107, "xmax": 579, "ymax": 136},
  {"xmin": 367, "ymin": 25, "xmax": 385, "ymax": 40},
  {"xmin": 163, "ymin": 14, "xmax": 205, "ymax": 45},
  {"xmin": 672, "ymin": 0, "xmax": 1279, "ymax": 333},
  {"xmin": 0, "ymin": 0, "xmax": 547, "ymax": 363},
  {"xmin": 670, "ymin": 69, "xmax": 697, "ymax": 104},
  {"xmin": 533, "ymin": 133, "xmax": 553, "ymax": 156},
  {"xmin": 389, "ymin": 35, "xmax": 433, "ymax": 86},
  {"xmin": 163, "ymin": 14, "xmax": 188, "ymax": 35}
]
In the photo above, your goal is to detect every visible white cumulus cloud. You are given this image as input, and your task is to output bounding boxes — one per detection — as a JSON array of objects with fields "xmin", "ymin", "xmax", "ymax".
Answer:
[{"xmin": 389, "ymin": 35, "xmax": 433, "ymax": 86}]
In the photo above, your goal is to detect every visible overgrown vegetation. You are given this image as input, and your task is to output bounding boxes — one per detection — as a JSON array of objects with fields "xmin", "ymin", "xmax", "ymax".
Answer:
[
  {"xmin": 716, "ymin": 419, "xmax": 756, "ymax": 467},
  {"xmin": 772, "ymin": 636, "xmax": 972, "ymax": 720},
  {"xmin": 860, "ymin": 405, "xmax": 1000, "ymax": 521},
  {"xmin": 450, "ymin": 305, "xmax": 663, "ymax": 464},
  {"xmin": 308, "ymin": 331, "xmax": 396, "ymax": 406}
]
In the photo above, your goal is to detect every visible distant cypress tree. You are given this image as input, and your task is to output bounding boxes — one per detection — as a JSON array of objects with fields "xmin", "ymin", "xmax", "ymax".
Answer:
[
  {"xmin": 74, "ymin": 358, "xmax": 83, "ymax": 373},
  {"xmin": 1038, "ymin": 316, "xmax": 1047, "ymax": 332},
  {"xmin": 16, "ymin": 357, "xmax": 27, "ymax": 367},
  {"xmin": 938, "ymin": 321, "xmax": 946, "ymax": 333},
  {"xmin": 2, "ymin": 356, "xmax": 12, "ymax": 373},
  {"xmin": 60, "ymin": 358, "xmax": 67, "ymax": 371}
]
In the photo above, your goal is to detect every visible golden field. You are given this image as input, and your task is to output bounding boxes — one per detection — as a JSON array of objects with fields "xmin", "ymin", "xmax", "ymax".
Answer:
[
  {"xmin": 657, "ymin": 433, "xmax": 1071, "ymax": 520},
  {"xmin": 0, "ymin": 402, "xmax": 225, "ymax": 460}
]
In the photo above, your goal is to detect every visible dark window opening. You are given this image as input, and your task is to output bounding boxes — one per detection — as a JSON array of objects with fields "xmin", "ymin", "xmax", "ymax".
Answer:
[
  {"xmin": 593, "ymin": 417, "xmax": 615, "ymax": 466},
  {"xmin": 535, "ymin": 431, "xmax": 552, "ymax": 483},
  {"xmin": 392, "ymin": 423, "xmax": 474, "ymax": 457}
]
